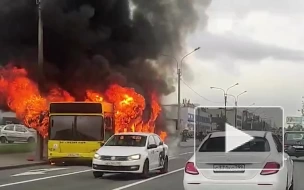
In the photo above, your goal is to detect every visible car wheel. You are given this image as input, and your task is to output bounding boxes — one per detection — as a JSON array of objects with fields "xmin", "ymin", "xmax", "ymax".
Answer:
[
  {"xmin": 7, "ymin": 141, "xmax": 14, "ymax": 143},
  {"xmin": 289, "ymin": 177, "xmax": 294, "ymax": 190},
  {"xmin": 141, "ymin": 159, "xmax": 149, "ymax": 178},
  {"xmin": 160, "ymin": 156, "xmax": 169, "ymax": 174},
  {"xmin": 93, "ymin": 171, "xmax": 104, "ymax": 178},
  {"xmin": 27, "ymin": 137, "xmax": 35, "ymax": 143},
  {"xmin": 289, "ymin": 181, "xmax": 294, "ymax": 190},
  {"xmin": 286, "ymin": 175, "xmax": 294, "ymax": 190},
  {"xmin": 0, "ymin": 137, "xmax": 7, "ymax": 144}
]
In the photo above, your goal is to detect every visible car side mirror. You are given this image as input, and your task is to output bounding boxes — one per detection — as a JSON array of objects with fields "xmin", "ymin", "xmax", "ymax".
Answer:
[
  {"xmin": 159, "ymin": 142, "xmax": 163, "ymax": 145},
  {"xmin": 148, "ymin": 144, "xmax": 157, "ymax": 149},
  {"xmin": 286, "ymin": 146, "xmax": 296, "ymax": 156}
]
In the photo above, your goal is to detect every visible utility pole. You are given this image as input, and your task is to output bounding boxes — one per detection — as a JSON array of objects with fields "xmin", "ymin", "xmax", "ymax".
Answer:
[
  {"xmin": 161, "ymin": 47, "xmax": 200, "ymax": 133},
  {"xmin": 177, "ymin": 67, "xmax": 181, "ymax": 131},
  {"xmin": 250, "ymin": 115, "xmax": 254, "ymax": 130},
  {"xmin": 36, "ymin": 0, "xmax": 44, "ymax": 161},
  {"xmin": 224, "ymin": 95, "xmax": 227, "ymax": 120},
  {"xmin": 234, "ymin": 101, "xmax": 237, "ymax": 128}
]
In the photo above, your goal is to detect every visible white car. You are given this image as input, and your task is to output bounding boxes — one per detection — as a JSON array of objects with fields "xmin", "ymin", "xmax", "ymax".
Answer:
[
  {"xmin": 0, "ymin": 124, "xmax": 36, "ymax": 143},
  {"xmin": 183, "ymin": 131, "xmax": 294, "ymax": 190},
  {"xmin": 92, "ymin": 132, "xmax": 169, "ymax": 178}
]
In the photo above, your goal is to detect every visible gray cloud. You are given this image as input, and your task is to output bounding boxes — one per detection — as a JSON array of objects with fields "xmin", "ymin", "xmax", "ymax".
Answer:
[
  {"xmin": 209, "ymin": 0, "xmax": 304, "ymax": 16},
  {"xmin": 189, "ymin": 32, "xmax": 304, "ymax": 62}
]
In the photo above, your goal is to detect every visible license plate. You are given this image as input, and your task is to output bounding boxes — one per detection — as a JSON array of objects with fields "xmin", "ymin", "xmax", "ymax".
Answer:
[
  {"xmin": 67, "ymin": 154, "xmax": 80, "ymax": 157},
  {"xmin": 213, "ymin": 164, "xmax": 245, "ymax": 173},
  {"xmin": 293, "ymin": 145, "xmax": 303, "ymax": 148},
  {"xmin": 104, "ymin": 162, "xmax": 121, "ymax": 166}
]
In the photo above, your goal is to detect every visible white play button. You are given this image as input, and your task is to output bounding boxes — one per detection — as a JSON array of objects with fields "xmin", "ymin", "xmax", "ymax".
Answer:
[{"xmin": 225, "ymin": 123, "xmax": 254, "ymax": 153}]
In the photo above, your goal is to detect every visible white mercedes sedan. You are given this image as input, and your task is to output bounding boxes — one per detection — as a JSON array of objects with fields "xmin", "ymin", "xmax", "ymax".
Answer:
[
  {"xmin": 92, "ymin": 132, "xmax": 169, "ymax": 178},
  {"xmin": 183, "ymin": 131, "xmax": 294, "ymax": 190}
]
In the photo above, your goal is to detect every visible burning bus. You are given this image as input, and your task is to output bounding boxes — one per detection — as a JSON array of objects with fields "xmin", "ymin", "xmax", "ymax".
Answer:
[
  {"xmin": 0, "ymin": 66, "xmax": 167, "ymax": 164},
  {"xmin": 48, "ymin": 102, "xmax": 115, "ymax": 164}
]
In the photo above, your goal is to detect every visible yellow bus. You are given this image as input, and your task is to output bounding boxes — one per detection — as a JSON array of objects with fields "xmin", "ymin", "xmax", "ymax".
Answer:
[{"xmin": 47, "ymin": 102, "xmax": 115, "ymax": 164}]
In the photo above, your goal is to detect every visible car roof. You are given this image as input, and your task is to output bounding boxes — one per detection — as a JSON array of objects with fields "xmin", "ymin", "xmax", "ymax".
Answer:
[
  {"xmin": 114, "ymin": 132, "xmax": 154, "ymax": 137},
  {"xmin": 209, "ymin": 130, "xmax": 268, "ymax": 138}
]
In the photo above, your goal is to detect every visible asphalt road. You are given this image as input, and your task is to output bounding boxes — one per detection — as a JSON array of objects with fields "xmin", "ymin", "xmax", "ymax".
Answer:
[{"xmin": 0, "ymin": 146, "xmax": 304, "ymax": 190}]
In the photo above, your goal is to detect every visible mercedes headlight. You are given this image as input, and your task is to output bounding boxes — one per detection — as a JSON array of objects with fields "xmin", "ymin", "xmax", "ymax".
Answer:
[
  {"xmin": 94, "ymin": 153, "xmax": 101, "ymax": 159},
  {"xmin": 128, "ymin": 154, "xmax": 141, "ymax": 160}
]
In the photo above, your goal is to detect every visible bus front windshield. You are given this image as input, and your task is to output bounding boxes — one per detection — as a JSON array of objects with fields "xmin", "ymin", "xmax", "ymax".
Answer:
[{"xmin": 49, "ymin": 115, "xmax": 104, "ymax": 141}]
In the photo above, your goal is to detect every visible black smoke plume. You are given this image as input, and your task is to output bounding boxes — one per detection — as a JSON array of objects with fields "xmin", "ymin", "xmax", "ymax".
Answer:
[{"xmin": 0, "ymin": 0, "xmax": 211, "ymax": 97}]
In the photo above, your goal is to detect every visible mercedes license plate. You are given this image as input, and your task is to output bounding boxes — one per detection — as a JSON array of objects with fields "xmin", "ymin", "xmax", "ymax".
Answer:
[
  {"xmin": 67, "ymin": 153, "xmax": 80, "ymax": 157},
  {"xmin": 293, "ymin": 145, "xmax": 303, "ymax": 148},
  {"xmin": 104, "ymin": 162, "xmax": 121, "ymax": 166},
  {"xmin": 213, "ymin": 164, "xmax": 245, "ymax": 173}
]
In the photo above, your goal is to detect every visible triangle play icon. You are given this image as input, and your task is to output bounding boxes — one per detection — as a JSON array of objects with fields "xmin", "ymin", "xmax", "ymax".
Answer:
[{"xmin": 225, "ymin": 123, "xmax": 254, "ymax": 153}]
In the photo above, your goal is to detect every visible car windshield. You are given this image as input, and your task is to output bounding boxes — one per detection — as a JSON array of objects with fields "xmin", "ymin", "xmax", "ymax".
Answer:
[
  {"xmin": 104, "ymin": 135, "xmax": 147, "ymax": 147},
  {"xmin": 285, "ymin": 132, "xmax": 304, "ymax": 142},
  {"xmin": 199, "ymin": 136, "xmax": 270, "ymax": 152}
]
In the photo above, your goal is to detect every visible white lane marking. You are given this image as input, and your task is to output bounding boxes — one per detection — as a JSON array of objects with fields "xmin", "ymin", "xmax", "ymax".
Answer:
[
  {"xmin": 12, "ymin": 168, "xmax": 69, "ymax": 177},
  {"xmin": 0, "ymin": 170, "xmax": 91, "ymax": 188},
  {"xmin": 0, "ymin": 151, "xmax": 193, "ymax": 188},
  {"xmin": 112, "ymin": 168, "xmax": 184, "ymax": 190}
]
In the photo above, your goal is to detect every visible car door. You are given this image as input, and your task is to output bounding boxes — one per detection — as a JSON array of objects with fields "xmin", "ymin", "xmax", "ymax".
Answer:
[
  {"xmin": 2, "ymin": 124, "xmax": 16, "ymax": 141},
  {"xmin": 153, "ymin": 135, "xmax": 165, "ymax": 167},
  {"xmin": 15, "ymin": 125, "xmax": 28, "ymax": 142},
  {"xmin": 272, "ymin": 134, "xmax": 293, "ymax": 183},
  {"xmin": 147, "ymin": 135, "xmax": 158, "ymax": 169}
]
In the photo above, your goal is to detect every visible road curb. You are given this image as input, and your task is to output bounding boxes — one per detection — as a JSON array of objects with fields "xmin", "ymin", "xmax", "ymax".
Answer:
[{"xmin": 0, "ymin": 161, "xmax": 48, "ymax": 170}]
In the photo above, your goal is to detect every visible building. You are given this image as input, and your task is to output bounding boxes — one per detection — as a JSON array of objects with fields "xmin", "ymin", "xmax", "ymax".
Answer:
[
  {"xmin": 193, "ymin": 107, "xmax": 212, "ymax": 133},
  {"xmin": 162, "ymin": 99, "xmax": 212, "ymax": 133},
  {"xmin": 242, "ymin": 110, "xmax": 272, "ymax": 131},
  {"xmin": 226, "ymin": 108, "xmax": 243, "ymax": 129},
  {"xmin": 206, "ymin": 108, "xmax": 243, "ymax": 130},
  {"xmin": 0, "ymin": 111, "xmax": 20, "ymax": 124}
]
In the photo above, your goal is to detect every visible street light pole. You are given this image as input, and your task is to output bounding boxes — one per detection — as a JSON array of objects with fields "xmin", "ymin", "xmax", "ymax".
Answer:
[
  {"xmin": 36, "ymin": 0, "xmax": 44, "ymax": 161},
  {"xmin": 228, "ymin": 91, "xmax": 247, "ymax": 128},
  {"xmin": 210, "ymin": 83, "xmax": 239, "ymax": 120},
  {"xmin": 161, "ymin": 47, "xmax": 200, "ymax": 133}
]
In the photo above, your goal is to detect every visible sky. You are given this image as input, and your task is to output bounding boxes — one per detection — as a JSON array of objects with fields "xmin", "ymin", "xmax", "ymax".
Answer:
[{"xmin": 163, "ymin": 0, "xmax": 304, "ymax": 125}]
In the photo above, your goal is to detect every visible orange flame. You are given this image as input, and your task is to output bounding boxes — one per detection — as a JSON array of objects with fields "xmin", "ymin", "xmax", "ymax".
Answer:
[{"xmin": 0, "ymin": 65, "xmax": 167, "ymax": 141}]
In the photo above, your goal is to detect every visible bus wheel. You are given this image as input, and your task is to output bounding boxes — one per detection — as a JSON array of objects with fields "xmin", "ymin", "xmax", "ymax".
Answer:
[{"xmin": 93, "ymin": 171, "xmax": 104, "ymax": 178}]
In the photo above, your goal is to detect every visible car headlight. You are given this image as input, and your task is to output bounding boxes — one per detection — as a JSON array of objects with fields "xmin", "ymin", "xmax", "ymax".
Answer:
[
  {"xmin": 94, "ymin": 153, "xmax": 101, "ymax": 159},
  {"xmin": 128, "ymin": 154, "xmax": 141, "ymax": 160}
]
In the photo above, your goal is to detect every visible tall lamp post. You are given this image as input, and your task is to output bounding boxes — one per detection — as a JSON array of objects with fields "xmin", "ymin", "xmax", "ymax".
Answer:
[
  {"xmin": 36, "ymin": 0, "xmax": 44, "ymax": 161},
  {"xmin": 210, "ymin": 83, "xmax": 239, "ymax": 120},
  {"xmin": 161, "ymin": 47, "xmax": 200, "ymax": 132},
  {"xmin": 227, "ymin": 91, "xmax": 247, "ymax": 128}
]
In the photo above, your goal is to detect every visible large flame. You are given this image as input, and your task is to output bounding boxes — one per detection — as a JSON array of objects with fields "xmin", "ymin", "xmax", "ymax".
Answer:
[{"xmin": 0, "ymin": 65, "xmax": 167, "ymax": 141}]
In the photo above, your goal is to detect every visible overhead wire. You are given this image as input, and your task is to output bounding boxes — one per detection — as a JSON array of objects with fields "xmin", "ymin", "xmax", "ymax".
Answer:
[{"xmin": 180, "ymin": 79, "xmax": 226, "ymax": 105}]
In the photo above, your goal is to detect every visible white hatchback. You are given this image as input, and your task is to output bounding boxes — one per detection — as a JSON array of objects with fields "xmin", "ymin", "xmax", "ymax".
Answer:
[
  {"xmin": 183, "ymin": 131, "xmax": 294, "ymax": 190},
  {"xmin": 92, "ymin": 132, "xmax": 169, "ymax": 178}
]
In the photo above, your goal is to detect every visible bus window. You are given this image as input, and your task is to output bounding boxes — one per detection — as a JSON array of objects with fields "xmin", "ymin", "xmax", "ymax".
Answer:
[
  {"xmin": 49, "ymin": 116, "xmax": 74, "ymax": 140},
  {"xmin": 75, "ymin": 116, "xmax": 103, "ymax": 141}
]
